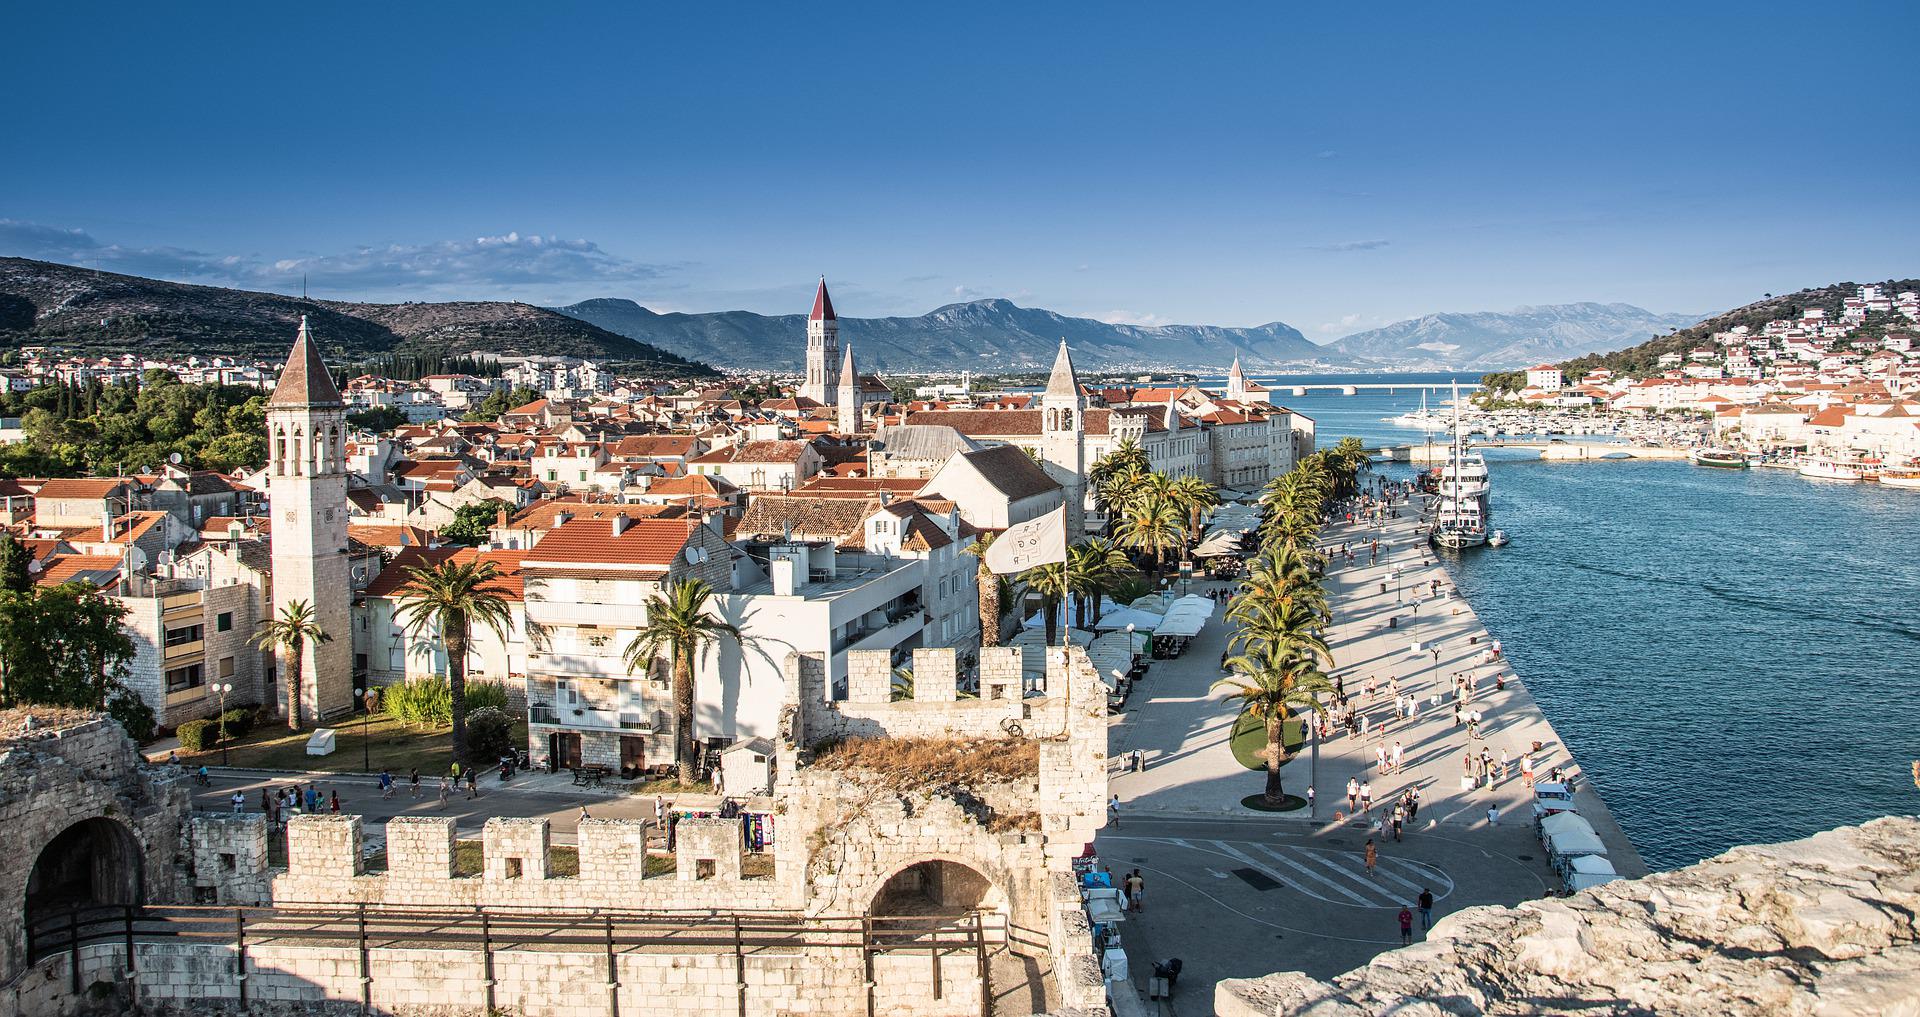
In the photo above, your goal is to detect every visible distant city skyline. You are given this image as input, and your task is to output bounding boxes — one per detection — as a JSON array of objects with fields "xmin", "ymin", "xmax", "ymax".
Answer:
[{"xmin": 2, "ymin": 2, "xmax": 1913, "ymax": 339}]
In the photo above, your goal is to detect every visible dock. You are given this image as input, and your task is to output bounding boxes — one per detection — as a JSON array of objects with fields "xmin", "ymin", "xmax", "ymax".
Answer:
[
  {"xmin": 1315, "ymin": 507, "xmax": 1648, "ymax": 876},
  {"xmin": 1377, "ymin": 441, "xmax": 1694, "ymax": 463}
]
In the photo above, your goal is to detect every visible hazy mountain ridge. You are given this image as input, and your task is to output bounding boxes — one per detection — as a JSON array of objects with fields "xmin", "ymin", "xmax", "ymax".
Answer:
[
  {"xmin": 0, "ymin": 258, "xmax": 718, "ymax": 376},
  {"xmin": 556, "ymin": 296, "xmax": 1338, "ymax": 372},
  {"xmin": 1329, "ymin": 302, "xmax": 1702, "ymax": 370}
]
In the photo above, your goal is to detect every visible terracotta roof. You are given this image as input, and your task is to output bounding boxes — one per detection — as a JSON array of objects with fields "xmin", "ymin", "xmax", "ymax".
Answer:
[
  {"xmin": 645, "ymin": 474, "xmax": 739, "ymax": 498},
  {"xmin": 35, "ymin": 554, "xmax": 125, "ymax": 588},
  {"xmin": 809, "ymin": 277, "xmax": 836, "ymax": 322},
  {"xmin": 505, "ymin": 501, "xmax": 682, "ymax": 531},
  {"xmin": 737, "ymin": 495, "xmax": 875, "ymax": 548},
  {"xmin": 32, "ymin": 478, "xmax": 127, "ymax": 500},
  {"xmin": 611, "ymin": 435, "xmax": 700, "ymax": 458},
  {"xmin": 347, "ymin": 524, "xmax": 436, "ymax": 549},
  {"xmin": 268, "ymin": 316, "xmax": 345, "ymax": 408},
  {"xmin": 792, "ymin": 476, "xmax": 927, "ymax": 499},
  {"xmin": 942, "ymin": 445, "xmax": 1061, "ymax": 501},
  {"xmin": 709, "ymin": 440, "xmax": 814, "ymax": 465},
  {"xmin": 524, "ymin": 518, "xmax": 698, "ymax": 569},
  {"xmin": 361, "ymin": 547, "xmax": 527, "ymax": 601},
  {"xmin": 898, "ymin": 512, "xmax": 954, "ymax": 553}
]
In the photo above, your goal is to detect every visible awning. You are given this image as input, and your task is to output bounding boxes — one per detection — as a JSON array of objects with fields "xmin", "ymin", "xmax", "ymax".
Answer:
[
  {"xmin": 1567, "ymin": 854, "xmax": 1616, "ymax": 876},
  {"xmin": 1084, "ymin": 631, "xmax": 1139, "ymax": 688},
  {"xmin": 1546, "ymin": 828, "xmax": 1608, "ymax": 858},
  {"xmin": 1092, "ymin": 607, "xmax": 1164, "ymax": 632}
]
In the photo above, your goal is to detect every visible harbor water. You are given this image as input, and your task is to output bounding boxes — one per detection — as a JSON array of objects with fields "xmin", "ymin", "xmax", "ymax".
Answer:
[{"xmin": 1234, "ymin": 373, "xmax": 1920, "ymax": 870}]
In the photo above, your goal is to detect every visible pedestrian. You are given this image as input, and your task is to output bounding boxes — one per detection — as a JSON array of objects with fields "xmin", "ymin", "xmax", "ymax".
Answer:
[
  {"xmin": 1391, "ymin": 741, "xmax": 1404, "ymax": 772},
  {"xmin": 1522, "ymin": 755, "xmax": 1535, "ymax": 788},
  {"xmin": 1360, "ymin": 780, "xmax": 1373, "ymax": 811},
  {"xmin": 379, "ymin": 769, "xmax": 394, "ymax": 799},
  {"xmin": 1499, "ymin": 749, "xmax": 1511, "ymax": 783},
  {"xmin": 329, "ymin": 789, "xmax": 340, "ymax": 814},
  {"xmin": 1374, "ymin": 745, "xmax": 1387, "ymax": 773},
  {"xmin": 1132, "ymin": 749, "xmax": 1145, "ymax": 773},
  {"xmin": 1391, "ymin": 806, "xmax": 1403, "ymax": 843},
  {"xmin": 654, "ymin": 796, "xmax": 665, "ymax": 830},
  {"xmin": 306, "ymin": 786, "xmax": 320, "ymax": 813},
  {"xmin": 230, "ymin": 791, "xmax": 244, "ymax": 813},
  {"xmin": 260, "ymin": 787, "xmax": 272, "ymax": 812},
  {"xmin": 1364, "ymin": 839, "xmax": 1378, "ymax": 878},
  {"xmin": 1409, "ymin": 786, "xmax": 1422, "ymax": 821},
  {"xmin": 1346, "ymin": 777, "xmax": 1359, "ymax": 813},
  {"xmin": 1452, "ymin": 702, "xmax": 1462, "ymax": 727},
  {"xmin": 1123, "ymin": 869, "xmax": 1145, "ymax": 912},
  {"xmin": 436, "ymin": 776, "xmax": 450, "ymax": 807},
  {"xmin": 1107, "ymin": 795, "xmax": 1122, "ymax": 828},
  {"xmin": 1398, "ymin": 904, "xmax": 1414, "ymax": 945},
  {"xmin": 465, "ymin": 768, "xmax": 478, "ymax": 799},
  {"xmin": 1485, "ymin": 804, "xmax": 1499, "ymax": 827},
  {"xmin": 1306, "ymin": 785, "xmax": 1315, "ymax": 812},
  {"xmin": 580, "ymin": 805, "xmax": 592, "ymax": 822},
  {"xmin": 409, "ymin": 767, "xmax": 421, "ymax": 797},
  {"xmin": 1418, "ymin": 888, "xmax": 1435, "ymax": 930}
]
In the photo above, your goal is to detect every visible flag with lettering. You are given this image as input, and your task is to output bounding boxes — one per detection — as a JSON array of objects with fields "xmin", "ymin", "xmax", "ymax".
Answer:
[{"xmin": 984, "ymin": 505, "xmax": 1069, "ymax": 574}]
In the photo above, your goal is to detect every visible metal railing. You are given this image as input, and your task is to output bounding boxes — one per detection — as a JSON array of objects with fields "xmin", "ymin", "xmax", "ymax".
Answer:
[{"xmin": 28, "ymin": 901, "xmax": 1004, "ymax": 1017}]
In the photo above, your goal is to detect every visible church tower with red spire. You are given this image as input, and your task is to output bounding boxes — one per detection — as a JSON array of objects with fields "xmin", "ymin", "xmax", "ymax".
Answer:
[{"xmin": 800, "ymin": 277, "xmax": 840, "ymax": 405}]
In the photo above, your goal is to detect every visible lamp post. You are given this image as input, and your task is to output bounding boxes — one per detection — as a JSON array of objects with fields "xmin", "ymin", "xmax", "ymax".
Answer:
[
  {"xmin": 213, "ymin": 683, "xmax": 234, "ymax": 767},
  {"xmin": 354, "ymin": 687, "xmax": 377, "ymax": 773},
  {"xmin": 1125, "ymin": 623, "xmax": 1136, "ymax": 667}
]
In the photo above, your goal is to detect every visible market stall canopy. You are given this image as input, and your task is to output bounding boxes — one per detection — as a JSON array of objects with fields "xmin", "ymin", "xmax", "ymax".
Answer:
[
  {"xmin": 1191, "ymin": 530, "xmax": 1245, "ymax": 558},
  {"xmin": 1567, "ymin": 854, "xmax": 1616, "ymax": 876},
  {"xmin": 1153, "ymin": 595, "xmax": 1218, "ymax": 639},
  {"xmin": 1084, "ymin": 631, "xmax": 1138, "ymax": 687},
  {"xmin": 1093, "ymin": 607, "xmax": 1165, "ymax": 632},
  {"xmin": 1546, "ymin": 827, "xmax": 1608, "ymax": 859},
  {"xmin": 1540, "ymin": 812, "xmax": 1598, "ymax": 840}
]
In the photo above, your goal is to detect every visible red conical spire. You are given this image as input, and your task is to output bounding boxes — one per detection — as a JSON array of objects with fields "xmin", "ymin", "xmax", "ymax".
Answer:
[{"xmin": 810, "ymin": 276, "xmax": 836, "ymax": 322}]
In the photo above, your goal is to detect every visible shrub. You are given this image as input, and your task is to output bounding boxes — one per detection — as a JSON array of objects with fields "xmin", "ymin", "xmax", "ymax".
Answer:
[
  {"xmin": 383, "ymin": 676, "xmax": 453, "ymax": 728},
  {"xmin": 107, "ymin": 689, "xmax": 156, "ymax": 743},
  {"xmin": 462, "ymin": 681, "xmax": 509, "ymax": 715},
  {"xmin": 176, "ymin": 718, "xmax": 216, "ymax": 752},
  {"xmin": 465, "ymin": 706, "xmax": 513, "ymax": 761},
  {"xmin": 216, "ymin": 707, "xmax": 253, "ymax": 739}
]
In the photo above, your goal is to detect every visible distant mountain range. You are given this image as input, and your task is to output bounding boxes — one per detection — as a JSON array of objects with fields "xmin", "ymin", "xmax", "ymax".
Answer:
[
  {"xmin": 559, "ymin": 296, "xmax": 1701, "ymax": 373},
  {"xmin": 0, "ymin": 258, "xmax": 718, "ymax": 377},
  {"xmin": 555, "ymin": 297, "xmax": 1335, "ymax": 373},
  {"xmin": 0, "ymin": 256, "xmax": 1703, "ymax": 374},
  {"xmin": 1325, "ymin": 303, "xmax": 1704, "ymax": 371}
]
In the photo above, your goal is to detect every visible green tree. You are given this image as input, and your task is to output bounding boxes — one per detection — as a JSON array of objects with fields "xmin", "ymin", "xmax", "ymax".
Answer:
[
  {"xmin": 253, "ymin": 600, "xmax": 330, "ymax": 731},
  {"xmin": 1114, "ymin": 488, "xmax": 1187, "ymax": 574},
  {"xmin": 1066, "ymin": 537, "xmax": 1133, "ymax": 628},
  {"xmin": 0, "ymin": 532, "xmax": 32, "ymax": 594},
  {"xmin": 199, "ymin": 433, "xmax": 266, "ymax": 473},
  {"xmin": 395, "ymin": 559, "xmax": 514, "ymax": 762},
  {"xmin": 967, "ymin": 533, "xmax": 1005, "ymax": 647},
  {"xmin": 622, "ymin": 579, "xmax": 743, "ymax": 783},
  {"xmin": 440, "ymin": 500, "xmax": 511, "ymax": 546},
  {"xmin": 1214, "ymin": 640, "xmax": 1334, "ymax": 806},
  {"xmin": 347, "ymin": 406, "xmax": 407, "ymax": 432},
  {"xmin": 0, "ymin": 583, "xmax": 135, "ymax": 710}
]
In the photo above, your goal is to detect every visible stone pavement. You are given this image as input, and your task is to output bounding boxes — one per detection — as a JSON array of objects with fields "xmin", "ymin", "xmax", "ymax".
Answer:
[{"xmin": 1107, "ymin": 507, "xmax": 1644, "ymax": 875}]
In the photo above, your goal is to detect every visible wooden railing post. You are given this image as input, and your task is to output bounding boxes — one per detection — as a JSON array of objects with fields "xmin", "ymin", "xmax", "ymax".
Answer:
[
  {"xmin": 861, "ymin": 916, "xmax": 876, "ymax": 1017},
  {"xmin": 604, "ymin": 914, "xmax": 620, "ymax": 1017},
  {"xmin": 357, "ymin": 903, "xmax": 371, "ymax": 1016},
  {"xmin": 973, "ymin": 911, "xmax": 989, "ymax": 1017},
  {"xmin": 234, "ymin": 907, "xmax": 249, "ymax": 1008},
  {"xmin": 480, "ymin": 908, "xmax": 496, "ymax": 1015},
  {"xmin": 732, "ymin": 916, "xmax": 746, "ymax": 1017}
]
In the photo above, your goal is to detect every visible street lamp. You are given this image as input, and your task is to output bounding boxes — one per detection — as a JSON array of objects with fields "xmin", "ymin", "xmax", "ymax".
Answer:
[
  {"xmin": 1125, "ymin": 623, "xmax": 1136, "ymax": 666},
  {"xmin": 354, "ymin": 687, "xmax": 377, "ymax": 772},
  {"xmin": 213, "ymin": 683, "xmax": 235, "ymax": 767}
]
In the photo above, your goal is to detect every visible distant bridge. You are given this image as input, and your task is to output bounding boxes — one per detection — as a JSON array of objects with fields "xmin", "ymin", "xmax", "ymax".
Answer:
[{"xmin": 1272, "ymin": 382, "xmax": 1481, "ymax": 397}]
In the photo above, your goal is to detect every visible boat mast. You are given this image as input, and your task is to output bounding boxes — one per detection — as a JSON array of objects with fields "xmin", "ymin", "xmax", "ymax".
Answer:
[{"xmin": 1449, "ymin": 380, "xmax": 1463, "ymax": 529}]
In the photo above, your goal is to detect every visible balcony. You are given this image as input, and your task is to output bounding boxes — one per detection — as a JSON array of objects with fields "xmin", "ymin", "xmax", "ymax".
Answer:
[
  {"xmin": 528, "ymin": 649, "xmax": 632, "ymax": 677},
  {"xmin": 528, "ymin": 700, "xmax": 664, "ymax": 733}
]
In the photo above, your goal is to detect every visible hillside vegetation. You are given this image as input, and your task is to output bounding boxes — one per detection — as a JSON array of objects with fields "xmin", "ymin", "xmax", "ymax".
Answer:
[
  {"xmin": 1553, "ymin": 279, "xmax": 1919, "ymax": 380},
  {"xmin": 0, "ymin": 258, "xmax": 718, "ymax": 377}
]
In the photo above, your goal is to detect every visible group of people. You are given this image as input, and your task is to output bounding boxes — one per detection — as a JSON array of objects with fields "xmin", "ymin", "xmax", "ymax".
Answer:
[{"xmin": 250, "ymin": 783, "xmax": 341, "ymax": 825}]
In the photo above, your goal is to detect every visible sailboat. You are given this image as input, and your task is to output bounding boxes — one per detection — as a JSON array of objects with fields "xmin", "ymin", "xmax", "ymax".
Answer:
[{"xmin": 1430, "ymin": 381, "xmax": 1491, "ymax": 551}]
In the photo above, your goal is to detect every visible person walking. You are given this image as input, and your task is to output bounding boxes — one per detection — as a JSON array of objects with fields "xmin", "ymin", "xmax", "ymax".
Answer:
[
  {"xmin": 1374, "ymin": 744, "xmax": 1387, "ymax": 773},
  {"xmin": 1346, "ymin": 777, "xmax": 1359, "ymax": 813},
  {"xmin": 409, "ymin": 767, "xmax": 421, "ymax": 797},
  {"xmin": 329, "ymin": 789, "xmax": 341, "ymax": 814},
  {"xmin": 579, "ymin": 805, "xmax": 592, "ymax": 822},
  {"xmin": 1391, "ymin": 804, "xmax": 1404, "ymax": 842},
  {"xmin": 1306, "ymin": 784, "xmax": 1315, "ymax": 812},
  {"xmin": 1360, "ymin": 780, "xmax": 1373, "ymax": 812},
  {"xmin": 1123, "ymin": 869, "xmax": 1145, "ymax": 912},
  {"xmin": 379, "ymin": 769, "xmax": 394, "ymax": 799},
  {"xmin": 1397, "ymin": 904, "xmax": 1414, "ymax": 945},
  {"xmin": 230, "ymin": 791, "xmax": 244, "ymax": 814},
  {"xmin": 1363, "ymin": 839, "xmax": 1378, "ymax": 878},
  {"xmin": 1391, "ymin": 741, "xmax": 1404, "ymax": 773},
  {"xmin": 1418, "ymin": 888, "xmax": 1435, "ymax": 930},
  {"xmin": 436, "ymin": 776, "xmax": 450, "ymax": 808},
  {"xmin": 465, "ymin": 767, "xmax": 478, "ymax": 800},
  {"xmin": 1107, "ymin": 795, "xmax": 1122, "ymax": 828}
]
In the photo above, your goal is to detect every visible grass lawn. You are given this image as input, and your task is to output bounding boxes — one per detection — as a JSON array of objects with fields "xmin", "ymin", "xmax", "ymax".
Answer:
[
  {"xmin": 1228, "ymin": 711, "xmax": 1305, "ymax": 771},
  {"xmin": 626, "ymin": 777, "xmax": 715, "ymax": 796},
  {"xmin": 176, "ymin": 714, "xmax": 525, "ymax": 775}
]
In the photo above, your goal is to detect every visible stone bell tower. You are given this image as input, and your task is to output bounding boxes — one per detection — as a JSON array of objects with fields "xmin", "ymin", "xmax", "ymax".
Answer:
[
  {"xmin": 265, "ymin": 316, "xmax": 353, "ymax": 722},
  {"xmin": 800, "ymin": 277, "xmax": 840, "ymax": 405},
  {"xmin": 1040, "ymin": 339, "xmax": 1086, "ymax": 537}
]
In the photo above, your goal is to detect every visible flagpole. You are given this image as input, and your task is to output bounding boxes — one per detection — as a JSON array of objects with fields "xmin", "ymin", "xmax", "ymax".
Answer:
[{"xmin": 1060, "ymin": 504, "xmax": 1072, "ymax": 649}]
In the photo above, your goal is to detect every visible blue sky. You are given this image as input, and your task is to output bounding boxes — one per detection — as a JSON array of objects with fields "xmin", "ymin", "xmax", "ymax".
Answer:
[{"xmin": 2, "ymin": 2, "xmax": 1914, "ymax": 339}]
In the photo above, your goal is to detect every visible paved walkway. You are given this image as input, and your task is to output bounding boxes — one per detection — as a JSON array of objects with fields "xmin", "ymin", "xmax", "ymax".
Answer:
[{"xmin": 1108, "ymin": 507, "xmax": 1645, "ymax": 876}]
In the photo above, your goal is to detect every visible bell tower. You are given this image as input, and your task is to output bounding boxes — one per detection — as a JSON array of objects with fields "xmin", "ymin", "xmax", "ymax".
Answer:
[
  {"xmin": 265, "ymin": 316, "xmax": 353, "ymax": 723},
  {"xmin": 1040, "ymin": 339, "xmax": 1086, "ymax": 537},
  {"xmin": 801, "ymin": 277, "xmax": 840, "ymax": 405}
]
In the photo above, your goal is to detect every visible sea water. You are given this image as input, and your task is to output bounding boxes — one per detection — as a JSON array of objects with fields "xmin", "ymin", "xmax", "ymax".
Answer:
[{"xmin": 1233, "ymin": 374, "xmax": 1920, "ymax": 870}]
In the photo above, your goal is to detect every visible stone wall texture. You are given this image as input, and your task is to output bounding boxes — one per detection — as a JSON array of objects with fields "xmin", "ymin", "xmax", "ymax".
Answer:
[{"xmin": 1215, "ymin": 815, "xmax": 1920, "ymax": 1017}]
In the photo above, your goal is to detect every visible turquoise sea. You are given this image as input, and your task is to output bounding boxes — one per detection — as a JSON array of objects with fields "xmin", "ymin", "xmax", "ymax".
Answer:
[{"xmin": 1231, "ymin": 374, "xmax": 1920, "ymax": 870}]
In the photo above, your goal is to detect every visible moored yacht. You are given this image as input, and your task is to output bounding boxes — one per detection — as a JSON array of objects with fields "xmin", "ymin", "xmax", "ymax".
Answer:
[
  {"xmin": 1689, "ymin": 447, "xmax": 1750, "ymax": 469},
  {"xmin": 1798, "ymin": 457, "xmax": 1875, "ymax": 482},
  {"xmin": 1430, "ymin": 381, "xmax": 1491, "ymax": 551}
]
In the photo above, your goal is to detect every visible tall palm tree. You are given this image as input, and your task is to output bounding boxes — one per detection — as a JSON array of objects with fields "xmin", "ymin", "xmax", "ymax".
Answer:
[
  {"xmin": 1171, "ymin": 474, "xmax": 1220, "ymax": 544},
  {"xmin": 253, "ymin": 600, "xmax": 330, "ymax": 731},
  {"xmin": 1021, "ymin": 560, "xmax": 1072, "ymax": 646},
  {"xmin": 1227, "ymin": 594, "xmax": 1332, "ymax": 670},
  {"xmin": 1066, "ymin": 538, "xmax": 1133, "ymax": 628},
  {"xmin": 1114, "ymin": 490, "xmax": 1187, "ymax": 575},
  {"xmin": 395, "ymin": 558, "xmax": 513, "ymax": 762},
  {"xmin": 1214, "ymin": 641, "xmax": 1335, "ymax": 806},
  {"xmin": 622, "ymin": 579, "xmax": 743, "ymax": 783},
  {"xmin": 967, "ymin": 534, "xmax": 1004, "ymax": 646},
  {"xmin": 1094, "ymin": 462, "xmax": 1148, "ymax": 535}
]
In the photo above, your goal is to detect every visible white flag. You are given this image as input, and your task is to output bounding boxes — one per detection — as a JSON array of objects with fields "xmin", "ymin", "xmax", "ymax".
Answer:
[{"xmin": 984, "ymin": 505, "xmax": 1068, "ymax": 575}]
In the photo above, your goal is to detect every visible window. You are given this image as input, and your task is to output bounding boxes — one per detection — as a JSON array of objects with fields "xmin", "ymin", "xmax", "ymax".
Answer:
[
  {"xmin": 166, "ymin": 663, "xmax": 205, "ymax": 693},
  {"xmin": 216, "ymin": 612, "xmax": 234, "ymax": 632},
  {"xmin": 578, "ymin": 471, "xmax": 588, "ymax": 482},
  {"xmin": 165, "ymin": 624, "xmax": 204, "ymax": 647},
  {"xmin": 219, "ymin": 657, "xmax": 235, "ymax": 680},
  {"xmin": 546, "ymin": 470, "xmax": 557, "ymax": 482}
]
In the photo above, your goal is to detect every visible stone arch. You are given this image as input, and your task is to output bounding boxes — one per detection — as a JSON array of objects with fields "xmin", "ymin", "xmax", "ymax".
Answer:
[
  {"xmin": 867, "ymin": 856, "xmax": 1007, "ymax": 919},
  {"xmin": 23, "ymin": 816, "xmax": 144, "ymax": 930}
]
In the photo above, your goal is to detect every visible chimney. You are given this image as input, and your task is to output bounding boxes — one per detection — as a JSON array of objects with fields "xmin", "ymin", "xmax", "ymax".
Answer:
[
  {"xmin": 612, "ymin": 514, "xmax": 630, "ymax": 537},
  {"xmin": 496, "ymin": 506, "xmax": 509, "ymax": 528},
  {"xmin": 770, "ymin": 555, "xmax": 796, "ymax": 597},
  {"xmin": 555, "ymin": 509, "xmax": 573, "ymax": 527}
]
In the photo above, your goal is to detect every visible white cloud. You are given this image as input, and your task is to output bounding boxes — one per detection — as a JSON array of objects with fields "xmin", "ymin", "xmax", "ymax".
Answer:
[
  {"xmin": 1095, "ymin": 309, "xmax": 1170, "ymax": 327},
  {"xmin": 0, "ymin": 219, "xmax": 669, "ymax": 300},
  {"xmin": 1308, "ymin": 239, "xmax": 1390, "ymax": 252}
]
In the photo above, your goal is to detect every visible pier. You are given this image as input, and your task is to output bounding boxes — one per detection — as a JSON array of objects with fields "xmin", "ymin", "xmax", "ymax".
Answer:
[{"xmin": 1375, "ymin": 441, "xmax": 1694, "ymax": 463}]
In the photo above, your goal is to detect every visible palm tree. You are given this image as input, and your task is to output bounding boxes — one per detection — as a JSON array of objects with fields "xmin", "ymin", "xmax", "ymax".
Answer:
[
  {"xmin": 253, "ymin": 600, "xmax": 330, "ymax": 731},
  {"xmin": 1067, "ymin": 538, "xmax": 1133, "ymax": 628},
  {"xmin": 1094, "ymin": 461, "xmax": 1147, "ymax": 535},
  {"xmin": 1171, "ymin": 474, "xmax": 1220, "ymax": 543},
  {"xmin": 890, "ymin": 666, "xmax": 915, "ymax": 702},
  {"xmin": 1021, "ymin": 560, "xmax": 1072, "ymax": 646},
  {"xmin": 967, "ymin": 534, "xmax": 1004, "ymax": 646},
  {"xmin": 1114, "ymin": 490, "xmax": 1187, "ymax": 575},
  {"xmin": 622, "ymin": 579, "xmax": 743, "ymax": 783},
  {"xmin": 394, "ymin": 558, "xmax": 513, "ymax": 762},
  {"xmin": 1214, "ymin": 641, "xmax": 1335, "ymax": 806}
]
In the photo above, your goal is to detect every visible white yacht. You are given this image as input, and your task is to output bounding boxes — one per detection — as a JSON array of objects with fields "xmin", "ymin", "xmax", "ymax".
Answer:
[{"xmin": 1430, "ymin": 382, "xmax": 1491, "ymax": 551}]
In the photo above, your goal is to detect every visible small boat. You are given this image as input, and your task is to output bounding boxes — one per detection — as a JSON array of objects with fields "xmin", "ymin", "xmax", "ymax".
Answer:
[
  {"xmin": 1879, "ymin": 471, "xmax": 1920, "ymax": 490},
  {"xmin": 1689, "ymin": 447, "xmax": 1749, "ymax": 469},
  {"xmin": 1488, "ymin": 529, "xmax": 1510, "ymax": 547},
  {"xmin": 1798, "ymin": 457, "xmax": 1869, "ymax": 482}
]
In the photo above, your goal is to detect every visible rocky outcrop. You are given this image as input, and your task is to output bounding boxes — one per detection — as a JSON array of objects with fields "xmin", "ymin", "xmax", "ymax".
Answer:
[{"xmin": 1217, "ymin": 816, "xmax": 1920, "ymax": 1017}]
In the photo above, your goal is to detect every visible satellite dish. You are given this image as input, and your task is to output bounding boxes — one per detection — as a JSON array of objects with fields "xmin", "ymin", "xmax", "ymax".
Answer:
[{"xmin": 168, "ymin": 452, "xmax": 184, "ymax": 465}]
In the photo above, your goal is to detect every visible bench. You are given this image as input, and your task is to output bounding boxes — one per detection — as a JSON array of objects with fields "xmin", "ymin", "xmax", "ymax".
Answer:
[{"xmin": 570, "ymin": 766, "xmax": 609, "ymax": 788}]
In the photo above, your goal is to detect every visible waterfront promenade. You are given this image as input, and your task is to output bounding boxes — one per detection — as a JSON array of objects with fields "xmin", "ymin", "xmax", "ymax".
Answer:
[{"xmin": 1098, "ymin": 504, "xmax": 1645, "ymax": 1005}]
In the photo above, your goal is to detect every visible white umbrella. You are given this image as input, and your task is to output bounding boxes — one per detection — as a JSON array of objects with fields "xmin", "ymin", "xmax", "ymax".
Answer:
[{"xmin": 1093, "ymin": 607, "xmax": 1164, "ymax": 632}]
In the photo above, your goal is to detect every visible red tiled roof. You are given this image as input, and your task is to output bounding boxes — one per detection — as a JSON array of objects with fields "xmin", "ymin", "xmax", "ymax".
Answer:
[
  {"xmin": 361, "ymin": 547, "xmax": 527, "ymax": 601},
  {"xmin": 810, "ymin": 278, "xmax": 836, "ymax": 322},
  {"xmin": 525, "ymin": 518, "xmax": 697, "ymax": 569},
  {"xmin": 611, "ymin": 435, "xmax": 699, "ymax": 458},
  {"xmin": 33, "ymin": 478, "xmax": 127, "ymax": 500},
  {"xmin": 35, "ymin": 554, "xmax": 125, "ymax": 587}
]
